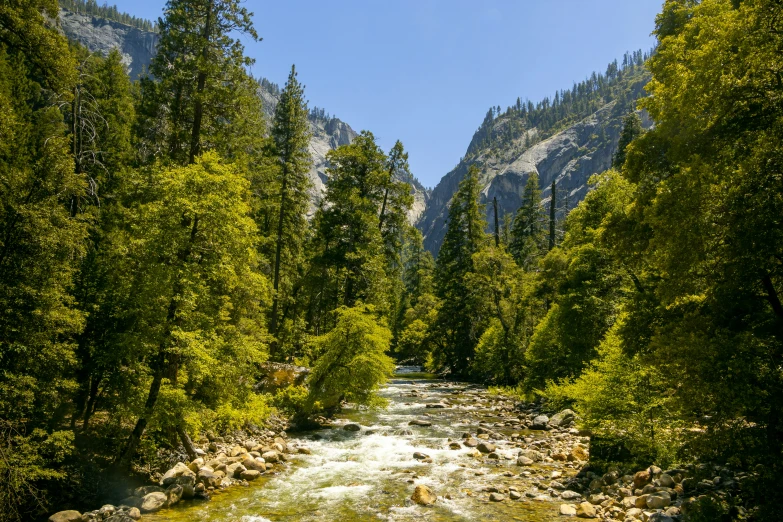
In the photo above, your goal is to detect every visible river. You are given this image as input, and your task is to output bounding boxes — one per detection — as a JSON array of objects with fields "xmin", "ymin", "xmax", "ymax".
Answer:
[{"xmin": 147, "ymin": 367, "xmax": 575, "ymax": 521}]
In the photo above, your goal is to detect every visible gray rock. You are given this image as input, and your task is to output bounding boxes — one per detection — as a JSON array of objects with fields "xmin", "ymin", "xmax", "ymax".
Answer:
[
  {"xmin": 140, "ymin": 492, "xmax": 167, "ymax": 513},
  {"xmin": 549, "ymin": 409, "xmax": 575, "ymax": 427},
  {"xmin": 477, "ymin": 442, "xmax": 496, "ymax": 454},
  {"xmin": 646, "ymin": 491, "xmax": 671, "ymax": 509},
  {"xmin": 560, "ymin": 490, "xmax": 582, "ymax": 500},
  {"xmin": 413, "ymin": 452, "xmax": 430, "ymax": 460},
  {"xmin": 48, "ymin": 511, "xmax": 82, "ymax": 522},
  {"xmin": 530, "ymin": 415, "xmax": 550, "ymax": 430},
  {"xmin": 343, "ymin": 423, "xmax": 361, "ymax": 431},
  {"xmin": 409, "ymin": 419, "xmax": 432, "ymax": 427},
  {"xmin": 240, "ymin": 469, "xmax": 261, "ymax": 481},
  {"xmin": 489, "ymin": 492, "xmax": 506, "ymax": 502},
  {"xmin": 166, "ymin": 484, "xmax": 183, "ymax": 506}
]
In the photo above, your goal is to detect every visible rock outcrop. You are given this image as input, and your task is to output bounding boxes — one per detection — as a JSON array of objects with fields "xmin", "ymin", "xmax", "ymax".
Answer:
[
  {"xmin": 58, "ymin": 9, "xmax": 158, "ymax": 80},
  {"xmin": 417, "ymin": 75, "xmax": 652, "ymax": 254}
]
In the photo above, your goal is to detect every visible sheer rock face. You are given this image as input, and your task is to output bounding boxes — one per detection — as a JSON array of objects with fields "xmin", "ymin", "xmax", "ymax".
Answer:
[
  {"xmin": 58, "ymin": 7, "xmax": 429, "ymax": 224},
  {"xmin": 58, "ymin": 9, "xmax": 158, "ymax": 80},
  {"xmin": 417, "ymin": 100, "xmax": 653, "ymax": 255}
]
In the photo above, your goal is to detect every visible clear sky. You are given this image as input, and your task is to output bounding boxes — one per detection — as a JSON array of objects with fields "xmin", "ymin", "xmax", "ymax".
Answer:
[{"xmin": 109, "ymin": 0, "xmax": 663, "ymax": 188}]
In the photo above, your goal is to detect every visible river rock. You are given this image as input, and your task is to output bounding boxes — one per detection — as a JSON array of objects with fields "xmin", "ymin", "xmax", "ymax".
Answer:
[
  {"xmin": 559, "ymin": 504, "xmax": 577, "ymax": 516},
  {"xmin": 489, "ymin": 492, "xmax": 505, "ymax": 502},
  {"xmin": 634, "ymin": 470, "xmax": 651, "ymax": 488},
  {"xmin": 140, "ymin": 492, "xmax": 167, "ymax": 513},
  {"xmin": 463, "ymin": 438, "xmax": 478, "ymax": 448},
  {"xmin": 226, "ymin": 462, "xmax": 246, "ymax": 478},
  {"xmin": 449, "ymin": 442, "xmax": 461, "ymax": 450},
  {"xmin": 120, "ymin": 497, "xmax": 142, "ymax": 509},
  {"xmin": 230, "ymin": 445, "xmax": 246, "ymax": 457},
  {"xmin": 646, "ymin": 491, "xmax": 671, "ymax": 509},
  {"xmin": 161, "ymin": 462, "xmax": 195, "ymax": 486},
  {"xmin": 575, "ymin": 501, "xmax": 597, "ymax": 518},
  {"xmin": 550, "ymin": 409, "xmax": 575, "ymax": 427},
  {"xmin": 411, "ymin": 484, "xmax": 437, "ymax": 505},
  {"xmin": 530, "ymin": 415, "xmax": 550, "ymax": 430},
  {"xmin": 517, "ymin": 456, "xmax": 534, "ymax": 466},
  {"xmin": 561, "ymin": 490, "xmax": 582, "ymax": 500},
  {"xmin": 570, "ymin": 445, "xmax": 588, "ymax": 461},
  {"xmin": 241, "ymin": 469, "xmax": 261, "ymax": 481},
  {"xmin": 48, "ymin": 511, "xmax": 82, "ymax": 522},
  {"xmin": 658, "ymin": 473, "xmax": 675, "ymax": 488},
  {"xmin": 243, "ymin": 457, "xmax": 266, "ymax": 472},
  {"xmin": 477, "ymin": 442, "xmax": 496, "ymax": 454},
  {"xmin": 413, "ymin": 452, "xmax": 430, "ymax": 460},
  {"xmin": 343, "ymin": 423, "xmax": 361, "ymax": 431},
  {"xmin": 166, "ymin": 484, "xmax": 183, "ymax": 506},
  {"xmin": 519, "ymin": 449, "xmax": 543, "ymax": 462},
  {"xmin": 198, "ymin": 470, "xmax": 221, "ymax": 488},
  {"xmin": 261, "ymin": 451, "xmax": 280, "ymax": 463},
  {"xmin": 409, "ymin": 419, "xmax": 432, "ymax": 427},
  {"xmin": 128, "ymin": 508, "xmax": 141, "ymax": 520},
  {"xmin": 510, "ymin": 490, "xmax": 521, "ymax": 500}
]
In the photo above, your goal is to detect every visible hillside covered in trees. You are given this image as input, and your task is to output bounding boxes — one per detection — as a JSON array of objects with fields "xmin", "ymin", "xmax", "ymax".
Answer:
[{"xmin": 1, "ymin": 1, "xmax": 782, "ymax": 521}]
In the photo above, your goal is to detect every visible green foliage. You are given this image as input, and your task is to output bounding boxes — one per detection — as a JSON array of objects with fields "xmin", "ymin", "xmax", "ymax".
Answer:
[
  {"xmin": 509, "ymin": 172, "xmax": 545, "ymax": 269},
  {"xmin": 136, "ymin": 0, "xmax": 262, "ymax": 165},
  {"xmin": 612, "ymin": 112, "xmax": 643, "ymax": 169},
  {"xmin": 545, "ymin": 321, "xmax": 681, "ymax": 467},
  {"xmin": 306, "ymin": 306, "xmax": 395, "ymax": 413},
  {"xmin": 272, "ymin": 385, "xmax": 309, "ymax": 416},
  {"xmin": 267, "ymin": 65, "xmax": 313, "ymax": 355},
  {"xmin": 431, "ymin": 165, "xmax": 489, "ymax": 375}
]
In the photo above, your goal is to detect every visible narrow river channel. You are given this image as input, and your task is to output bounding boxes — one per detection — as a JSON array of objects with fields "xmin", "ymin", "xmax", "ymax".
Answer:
[{"xmin": 147, "ymin": 367, "xmax": 574, "ymax": 521}]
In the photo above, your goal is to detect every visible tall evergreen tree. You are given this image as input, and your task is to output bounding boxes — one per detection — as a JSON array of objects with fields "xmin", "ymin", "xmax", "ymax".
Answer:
[
  {"xmin": 431, "ymin": 165, "xmax": 488, "ymax": 375},
  {"xmin": 137, "ymin": 0, "xmax": 261, "ymax": 165},
  {"xmin": 612, "ymin": 112, "xmax": 643, "ymax": 168},
  {"xmin": 509, "ymin": 173, "xmax": 545, "ymax": 269},
  {"xmin": 268, "ymin": 65, "xmax": 312, "ymax": 352}
]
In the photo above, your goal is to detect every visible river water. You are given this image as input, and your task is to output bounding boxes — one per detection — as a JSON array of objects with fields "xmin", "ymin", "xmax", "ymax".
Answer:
[{"xmin": 148, "ymin": 367, "xmax": 566, "ymax": 521}]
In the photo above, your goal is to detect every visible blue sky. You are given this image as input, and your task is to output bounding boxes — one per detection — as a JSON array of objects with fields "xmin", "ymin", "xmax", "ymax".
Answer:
[{"xmin": 110, "ymin": 0, "xmax": 662, "ymax": 187}]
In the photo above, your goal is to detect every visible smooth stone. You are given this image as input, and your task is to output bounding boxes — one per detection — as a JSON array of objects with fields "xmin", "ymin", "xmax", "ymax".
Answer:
[
  {"xmin": 409, "ymin": 419, "xmax": 432, "ymax": 427},
  {"xmin": 477, "ymin": 442, "xmax": 496, "ymax": 454},
  {"xmin": 240, "ymin": 469, "xmax": 261, "ymax": 480},
  {"xmin": 140, "ymin": 492, "xmax": 168, "ymax": 513},
  {"xmin": 560, "ymin": 503, "xmax": 577, "ymax": 516},
  {"xmin": 411, "ymin": 484, "xmax": 437, "ymax": 505},
  {"xmin": 489, "ymin": 492, "xmax": 506, "ymax": 502},
  {"xmin": 575, "ymin": 501, "xmax": 597, "ymax": 518},
  {"xmin": 48, "ymin": 511, "xmax": 82, "ymax": 522},
  {"xmin": 561, "ymin": 490, "xmax": 581, "ymax": 500},
  {"xmin": 343, "ymin": 423, "xmax": 361, "ymax": 431}
]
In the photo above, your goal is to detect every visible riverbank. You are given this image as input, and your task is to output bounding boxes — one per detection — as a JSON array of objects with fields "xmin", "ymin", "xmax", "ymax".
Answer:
[{"xmin": 49, "ymin": 369, "xmax": 750, "ymax": 521}]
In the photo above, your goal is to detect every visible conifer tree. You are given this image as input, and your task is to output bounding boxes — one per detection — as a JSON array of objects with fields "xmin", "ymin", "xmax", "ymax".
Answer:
[
  {"xmin": 431, "ymin": 165, "xmax": 488, "ymax": 375},
  {"xmin": 138, "ymin": 0, "xmax": 261, "ymax": 165},
  {"xmin": 268, "ymin": 65, "xmax": 312, "ymax": 352},
  {"xmin": 613, "ymin": 112, "xmax": 643, "ymax": 168},
  {"xmin": 509, "ymin": 173, "xmax": 545, "ymax": 269}
]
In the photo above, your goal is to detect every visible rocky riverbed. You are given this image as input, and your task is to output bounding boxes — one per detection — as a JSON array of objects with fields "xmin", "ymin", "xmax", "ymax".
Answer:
[{"xmin": 49, "ymin": 367, "xmax": 746, "ymax": 521}]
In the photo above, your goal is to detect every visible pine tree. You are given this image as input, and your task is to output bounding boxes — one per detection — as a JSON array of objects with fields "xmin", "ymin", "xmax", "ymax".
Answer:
[
  {"xmin": 138, "ymin": 0, "xmax": 261, "ymax": 165},
  {"xmin": 613, "ymin": 112, "xmax": 643, "ymax": 168},
  {"xmin": 509, "ymin": 172, "xmax": 545, "ymax": 269},
  {"xmin": 431, "ymin": 165, "xmax": 488, "ymax": 375},
  {"xmin": 268, "ymin": 65, "xmax": 312, "ymax": 353}
]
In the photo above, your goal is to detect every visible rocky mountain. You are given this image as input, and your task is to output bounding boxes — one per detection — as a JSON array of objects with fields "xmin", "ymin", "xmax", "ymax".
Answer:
[
  {"xmin": 417, "ymin": 62, "xmax": 652, "ymax": 254},
  {"xmin": 57, "ymin": 6, "xmax": 429, "ymax": 223},
  {"xmin": 58, "ymin": 8, "xmax": 158, "ymax": 80}
]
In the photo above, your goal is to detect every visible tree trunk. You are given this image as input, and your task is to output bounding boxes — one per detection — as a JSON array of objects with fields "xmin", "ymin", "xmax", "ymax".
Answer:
[
  {"xmin": 493, "ymin": 197, "xmax": 500, "ymax": 247},
  {"xmin": 81, "ymin": 371, "xmax": 103, "ymax": 430},
  {"xmin": 549, "ymin": 180, "xmax": 557, "ymax": 251},
  {"xmin": 188, "ymin": 0, "xmax": 213, "ymax": 165},
  {"xmin": 117, "ymin": 356, "xmax": 164, "ymax": 469},
  {"xmin": 177, "ymin": 425, "xmax": 198, "ymax": 462},
  {"xmin": 269, "ymin": 167, "xmax": 288, "ymax": 347}
]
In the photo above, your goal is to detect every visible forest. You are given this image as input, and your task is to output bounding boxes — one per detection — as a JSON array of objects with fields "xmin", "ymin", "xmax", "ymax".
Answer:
[{"xmin": 1, "ymin": 0, "xmax": 782, "ymax": 521}]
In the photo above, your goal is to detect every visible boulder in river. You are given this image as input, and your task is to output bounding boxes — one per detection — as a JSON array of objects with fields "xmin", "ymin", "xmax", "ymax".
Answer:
[
  {"xmin": 343, "ymin": 423, "xmax": 361, "ymax": 431},
  {"xmin": 477, "ymin": 442, "xmax": 496, "ymax": 454},
  {"xmin": 530, "ymin": 415, "xmax": 550, "ymax": 430},
  {"xmin": 140, "ymin": 492, "xmax": 167, "ymax": 513},
  {"xmin": 409, "ymin": 419, "xmax": 432, "ymax": 427},
  {"xmin": 413, "ymin": 452, "xmax": 430, "ymax": 460},
  {"xmin": 411, "ymin": 484, "xmax": 437, "ymax": 505}
]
